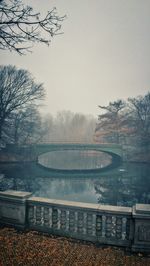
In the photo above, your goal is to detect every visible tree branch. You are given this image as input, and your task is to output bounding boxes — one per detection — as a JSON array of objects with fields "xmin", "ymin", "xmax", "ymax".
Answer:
[{"xmin": 0, "ymin": 1, "xmax": 66, "ymax": 54}]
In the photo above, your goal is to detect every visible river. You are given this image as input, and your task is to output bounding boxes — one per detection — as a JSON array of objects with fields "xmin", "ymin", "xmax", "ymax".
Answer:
[{"xmin": 0, "ymin": 150, "xmax": 150, "ymax": 207}]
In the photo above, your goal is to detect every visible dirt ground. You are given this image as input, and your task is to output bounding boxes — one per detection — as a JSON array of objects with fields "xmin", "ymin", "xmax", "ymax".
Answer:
[{"xmin": 0, "ymin": 227, "xmax": 150, "ymax": 266}]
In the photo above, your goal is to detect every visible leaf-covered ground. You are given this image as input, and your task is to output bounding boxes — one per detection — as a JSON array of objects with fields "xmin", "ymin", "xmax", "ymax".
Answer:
[{"xmin": 0, "ymin": 227, "xmax": 150, "ymax": 266}]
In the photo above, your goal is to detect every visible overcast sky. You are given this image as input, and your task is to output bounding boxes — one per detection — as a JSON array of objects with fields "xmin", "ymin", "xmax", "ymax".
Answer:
[{"xmin": 1, "ymin": 0, "xmax": 150, "ymax": 118}]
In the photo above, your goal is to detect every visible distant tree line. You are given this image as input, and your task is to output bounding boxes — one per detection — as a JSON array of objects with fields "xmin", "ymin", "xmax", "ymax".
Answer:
[
  {"xmin": 42, "ymin": 111, "xmax": 96, "ymax": 143},
  {"xmin": 95, "ymin": 92, "xmax": 150, "ymax": 154}
]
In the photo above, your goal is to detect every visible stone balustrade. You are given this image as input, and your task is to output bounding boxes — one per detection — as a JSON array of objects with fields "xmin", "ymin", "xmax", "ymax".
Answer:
[{"xmin": 0, "ymin": 190, "xmax": 150, "ymax": 253}]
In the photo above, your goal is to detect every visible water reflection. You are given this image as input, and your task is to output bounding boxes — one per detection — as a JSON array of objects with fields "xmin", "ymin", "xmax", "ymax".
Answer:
[
  {"xmin": 38, "ymin": 150, "xmax": 112, "ymax": 170},
  {"xmin": 0, "ymin": 162, "xmax": 150, "ymax": 206}
]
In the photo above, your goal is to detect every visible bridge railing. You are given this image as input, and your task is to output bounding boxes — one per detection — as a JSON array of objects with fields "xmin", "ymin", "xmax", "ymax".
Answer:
[
  {"xmin": 34, "ymin": 141, "xmax": 122, "ymax": 147},
  {"xmin": 0, "ymin": 190, "xmax": 150, "ymax": 253}
]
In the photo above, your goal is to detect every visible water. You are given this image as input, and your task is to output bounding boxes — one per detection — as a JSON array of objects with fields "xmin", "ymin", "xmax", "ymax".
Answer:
[
  {"xmin": 38, "ymin": 150, "xmax": 112, "ymax": 170},
  {"xmin": 0, "ymin": 151, "xmax": 150, "ymax": 207}
]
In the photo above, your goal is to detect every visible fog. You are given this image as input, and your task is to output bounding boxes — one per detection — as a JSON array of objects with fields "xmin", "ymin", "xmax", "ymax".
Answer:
[{"xmin": 1, "ymin": 0, "xmax": 150, "ymax": 116}]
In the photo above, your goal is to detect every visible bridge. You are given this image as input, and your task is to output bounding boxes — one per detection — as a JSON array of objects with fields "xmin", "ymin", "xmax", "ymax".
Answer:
[
  {"xmin": 4, "ymin": 142, "xmax": 123, "ymax": 172},
  {"xmin": 34, "ymin": 142, "xmax": 123, "ymax": 172},
  {"xmin": 34, "ymin": 142, "xmax": 122, "ymax": 157}
]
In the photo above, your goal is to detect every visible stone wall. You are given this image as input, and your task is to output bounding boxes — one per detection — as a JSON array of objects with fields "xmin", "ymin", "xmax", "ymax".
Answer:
[{"xmin": 0, "ymin": 190, "xmax": 150, "ymax": 253}]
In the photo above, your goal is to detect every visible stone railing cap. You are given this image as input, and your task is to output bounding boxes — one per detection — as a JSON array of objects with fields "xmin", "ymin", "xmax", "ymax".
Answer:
[
  {"xmin": 28, "ymin": 196, "xmax": 100, "ymax": 210},
  {"xmin": 98, "ymin": 204, "xmax": 131, "ymax": 214},
  {"xmin": 28, "ymin": 196, "xmax": 131, "ymax": 214},
  {"xmin": 135, "ymin": 204, "xmax": 150, "ymax": 214},
  {"xmin": 0, "ymin": 190, "xmax": 32, "ymax": 199}
]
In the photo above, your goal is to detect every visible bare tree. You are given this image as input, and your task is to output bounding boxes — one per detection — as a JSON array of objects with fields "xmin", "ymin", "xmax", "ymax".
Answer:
[
  {"xmin": 0, "ymin": 65, "xmax": 45, "ymax": 143},
  {"xmin": 0, "ymin": 0, "xmax": 65, "ymax": 54},
  {"xmin": 128, "ymin": 92, "xmax": 150, "ymax": 147},
  {"xmin": 5, "ymin": 106, "xmax": 44, "ymax": 144}
]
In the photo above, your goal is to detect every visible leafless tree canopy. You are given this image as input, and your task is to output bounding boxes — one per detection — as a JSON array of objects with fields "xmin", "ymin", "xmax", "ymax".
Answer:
[
  {"xmin": 6, "ymin": 106, "xmax": 43, "ymax": 145},
  {"xmin": 0, "ymin": 0, "xmax": 65, "ymax": 54},
  {"xmin": 128, "ymin": 93, "xmax": 150, "ymax": 145},
  {"xmin": 0, "ymin": 65, "xmax": 45, "ymax": 140}
]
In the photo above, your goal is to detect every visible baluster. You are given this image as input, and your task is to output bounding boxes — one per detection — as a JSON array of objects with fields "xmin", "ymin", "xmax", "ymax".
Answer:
[
  {"xmin": 43, "ymin": 207, "xmax": 49, "ymax": 226},
  {"xmin": 48, "ymin": 207, "xmax": 52, "ymax": 228},
  {"xmin": 78, "ymin": 212, "xmax": 84, "ymax": 234},
  {"xmin": 33, "ymin": 205, "xmax": 36, "ymax": 225},
  {"xmin": 52, "ymin": 208, "xmax": 58, "ymax": 229},
  {"xmin": 125, "ymin": 218, "xmax": 130, "ymax": 240},
  {"xmin": 111, "ymin": 216, "xmax": 116, "ymax": 238},
  {"xmin": 106, "ymin": 216, "xmax": 112, "ymax": 238},
  {"xmin": 36, "ymin": 206, "xmax": 42, "ymax": 225},
  {"xmin": 83, "ymin": 212, "xmax": 87, "ymax": 235},
  {"xmin": 116, "ymin": 217, "xmax": 122, "ymax": 239},
  {"xmin": 122, "ymin": 217, "xmax": 127, "ymax": 240},
  {"xmin": 87, "ymin": 213, "xmax": 93, "ymax": 235},
  {"xmin": 102, "ymin": 215, "xmax": 106, "ymax": 237},
  {"xmin": 96, "ymin": 215, "xmax": 102, "ymax": 237},
  {"xmin": 60, "ymin": 210, "xmax": 66, "ymax": 230},
  {"xmin": 74, "ymin": 211, "xmax": 78, "ymax": 233},
  {"xmin": 66, "ymin": 210, "xmax": 70, "ymax": 231},
  {"xmin": 92, "ymin": 213, "xmax": 96, "ymax": 236},
  {"xmin": 57, "ymin": 209, "xmax": 61, "ymax": 229},
  {"xmin": 69, "ymin": 210, "xmax": 75, "ymax": 232},
  {"xmin": 41, "ymin": 206, "xmax": 44, "ymax": 226}
]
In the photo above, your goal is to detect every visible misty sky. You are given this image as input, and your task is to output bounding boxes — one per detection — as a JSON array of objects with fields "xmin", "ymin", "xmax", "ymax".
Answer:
[{"xmin": 1, "ymin": 0, "xmax": 150, "ymax": 117}]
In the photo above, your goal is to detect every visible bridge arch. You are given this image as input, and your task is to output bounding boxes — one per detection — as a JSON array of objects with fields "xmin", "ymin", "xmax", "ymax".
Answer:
[{"xmin": 35, "ymin": 143, "xmax": 122, "ymax": 173}]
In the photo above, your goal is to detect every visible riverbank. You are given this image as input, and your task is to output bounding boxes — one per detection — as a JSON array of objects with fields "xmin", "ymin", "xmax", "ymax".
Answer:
[
  {"xmin": 122, "ymin": 145, "xmax": 150, "ymax": 163},
  {"xmin": 0, "ymin": 226, "xmax": 150, "ymax": 266},
  {"xmin": 0, "ymin": 148, "xmax": 36, "ymax": 162}
]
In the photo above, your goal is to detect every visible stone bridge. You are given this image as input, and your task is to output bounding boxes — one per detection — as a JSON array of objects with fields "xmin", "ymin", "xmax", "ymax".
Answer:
[
  {"xmin": 34, "ymin": 142, "xmax": 122, "ymax": 157},
  {"xmin": 4, "ymin": 142, "xmax": 123, "ymax": 171},
  {"xmin": 34, "ymin": 142, "xmax": 123, "ymax": 172}
]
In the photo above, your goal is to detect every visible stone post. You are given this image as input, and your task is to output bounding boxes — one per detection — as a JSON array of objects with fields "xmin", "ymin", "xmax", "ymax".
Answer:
[
  {"xmin": 132, "ymin": 204, "xmax": 150, "ymax": 253},
  {"xmin": 0, "ymin": 190, "xmax": 32, "ymax": 229}
]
